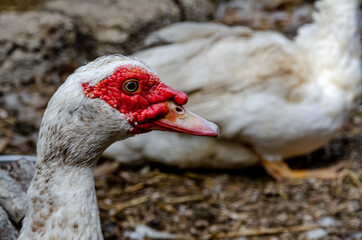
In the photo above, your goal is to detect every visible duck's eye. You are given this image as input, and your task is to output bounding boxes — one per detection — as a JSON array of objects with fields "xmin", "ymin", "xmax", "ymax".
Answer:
[{"xmin": 122, "ymin": 79, "xmax": 140, "ymax": 94}]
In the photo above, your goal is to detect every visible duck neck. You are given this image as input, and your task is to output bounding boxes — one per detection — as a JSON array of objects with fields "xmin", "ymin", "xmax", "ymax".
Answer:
[
  {"xmin": 18, "ymin": 94, "xmax": 131, "ymax": 239},
  {"xmin": 19, "ymin": 161, "xmax": 103, "ymax": 240}
]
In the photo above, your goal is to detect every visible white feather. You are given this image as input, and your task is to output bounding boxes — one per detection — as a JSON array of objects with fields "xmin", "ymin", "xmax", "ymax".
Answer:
[{"xmin": 104, "ymin": 0, "xmax": 361, "ymax": 167}]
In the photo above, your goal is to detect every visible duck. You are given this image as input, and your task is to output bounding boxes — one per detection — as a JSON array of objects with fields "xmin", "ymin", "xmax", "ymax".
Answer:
[
  {"xmin": 17, "ymin": 54, "xmax": 219, "ymax": 239},
  {"xmin": 104, "ymin": 0, "xmax": 361, "ymax": 181}
]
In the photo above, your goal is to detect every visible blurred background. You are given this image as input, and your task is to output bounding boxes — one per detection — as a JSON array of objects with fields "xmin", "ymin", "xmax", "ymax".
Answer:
[{"xmin": 0, "ymin": 0, "xmax": 361, "ymax": 239}]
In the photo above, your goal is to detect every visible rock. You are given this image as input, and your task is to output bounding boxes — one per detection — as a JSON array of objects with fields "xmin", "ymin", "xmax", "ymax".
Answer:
[
  {"xmin": 44, "ymin": 0, "xmax": 181, "ymax": 57},
  {"xmin": 177, "ymin": 0, "xmax": 217, "ymax": 21},
  {"xmin": 255, "ymin": 0, "xmax": 304, "ymax": 9},
  {"xmin": 0, "ymin": 168, "xmax": 27, "ymax": 223},
  {"xmin": 0, "ymin": 11, "xmax": 79, "ymax": 93},
  {"xmin": 3, "ymin": 93, "xmax": 43, "ymax": 130},
  {"xmin": 124, "ymin": 225, "xmax": 181, "ymax": 239},
  {"xmin": 346, "ymin": 232, "xmax": 362, "ymax": 240},
  {"xmin": 318, "ymin": 216, "xmax": 336, "ymax": 227},
  {"xmin": 215, "ymin": 0, "xmax": 314, "ymax": 35},
  {"xmin": 0, "ymin": 159, "xmax": 35, "ymax": 238},
  {"xmin": 306, "ymin": 228, "xmax": 328, "ymax": 239},
  {"xmin": 0, "ymin": 206, "xmax": 18, "ymax": 240},
  {"xmin": 0, "ymin": 0, "xmax": 218, "ymax": 100},
  {"xmin": 44, "ymin": 0, "xmax": 218, "ymax": 57},
  {"xmin": 0, "ymin": 158, "xmax": 35, "ymax": 192}
]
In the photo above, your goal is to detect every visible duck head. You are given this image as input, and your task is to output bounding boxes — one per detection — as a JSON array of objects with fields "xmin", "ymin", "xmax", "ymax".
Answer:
[{"xmin": 38, "ymin": 55, "xmax": 219, "ymax": 166}]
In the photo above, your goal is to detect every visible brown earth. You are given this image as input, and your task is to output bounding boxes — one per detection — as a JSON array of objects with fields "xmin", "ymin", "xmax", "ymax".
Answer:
[{"xmin": 95, "ymin": 114, "xmax": 362, "ymax": 240}]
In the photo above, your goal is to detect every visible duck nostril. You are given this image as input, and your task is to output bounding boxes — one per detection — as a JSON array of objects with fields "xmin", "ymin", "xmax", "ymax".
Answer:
[{"xmin": 175, "ymin": 106, "xmax": 184, "ymax": 114}]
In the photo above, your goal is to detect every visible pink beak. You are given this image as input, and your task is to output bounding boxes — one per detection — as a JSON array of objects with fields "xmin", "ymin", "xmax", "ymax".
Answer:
[{"xmin": 151, "ymin": 101, "xmax": 220, "ymax": 137}]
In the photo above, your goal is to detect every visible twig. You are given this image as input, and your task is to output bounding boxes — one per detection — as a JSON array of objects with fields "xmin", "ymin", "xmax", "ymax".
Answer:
[
  {"xmin": 113, "ymin": 195, "xmax": 149, "ymax": 214},
  {"xmin": 334, "ymin": 154, "xmax": 357, "ymax": 194},
  {"xmin": 157, "ymin": 202, "xmax": 177, "ymax": 213},
  {"xmin": 124, "ymin": 177, "xmax": 161, "ymax": 193},
  {"xmin": 347, "ymin": 170, "xmax": 362, "ymax": 188},
  {"xmin": 213, "ymin": 225, "xmax": 318, "ymax": 238},
  {"xmin": 0, "ymin": 138, "xmax": 9, "ymax": 154},
  {"xmin": 184, "ymin": 172, "xmax": 208, "ymax": 179},
  {"xmin": 278, "ymin": 189, "xmax": 289, "ymax": 200},
  {"xmin": 165, "ymin": 194, "xmax": 207, "ymax": 204},
  {"xmin": 335, "ymin": 171, "xmax": 345, "ymax": 195},
  {"xmin": 344, "ymin": 152, "xmax": 357, "ymax": 170}
]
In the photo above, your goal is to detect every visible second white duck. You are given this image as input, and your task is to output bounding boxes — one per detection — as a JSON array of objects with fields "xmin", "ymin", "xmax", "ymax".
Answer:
[{"xmin": 104, "ymin": 0, "xmax": 361, "ymax": 180}]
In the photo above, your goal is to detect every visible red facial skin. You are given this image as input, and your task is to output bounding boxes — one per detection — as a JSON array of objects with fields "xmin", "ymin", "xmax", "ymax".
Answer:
[{"xmin": 82, "ymin": 64, "xmax": 188, "ymax": 133}]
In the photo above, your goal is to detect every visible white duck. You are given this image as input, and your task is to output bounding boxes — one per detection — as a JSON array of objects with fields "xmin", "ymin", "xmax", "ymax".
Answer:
[
  {"xmin": 104, "ymin": 0, "xmax": 361, "ymax": 180},
  {"xmin": 18, "ymin": 55, "xmax": 219, "ymax": 239}
]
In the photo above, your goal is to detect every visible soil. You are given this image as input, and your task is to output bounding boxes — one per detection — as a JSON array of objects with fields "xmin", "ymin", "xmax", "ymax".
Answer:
[{"xmin": 94, "ymin": 113, "xmax": 362, "ymax": 240}]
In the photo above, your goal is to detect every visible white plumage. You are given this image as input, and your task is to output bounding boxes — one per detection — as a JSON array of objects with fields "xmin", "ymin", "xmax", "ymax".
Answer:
[{"xmin": 104, "ymin": 0, "xmax": 361, "ymax": 180}]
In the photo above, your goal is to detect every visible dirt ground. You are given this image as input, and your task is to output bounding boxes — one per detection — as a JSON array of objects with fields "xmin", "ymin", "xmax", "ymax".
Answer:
[{"xmin": 94, "ymin": 112, "xmax": 362, "ymax": 240}]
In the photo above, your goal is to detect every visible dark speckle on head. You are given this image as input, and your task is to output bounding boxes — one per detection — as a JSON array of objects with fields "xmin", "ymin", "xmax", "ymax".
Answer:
[{"xmin": 73, "ymin": 223, "xmax": 79, "ymax": 230}]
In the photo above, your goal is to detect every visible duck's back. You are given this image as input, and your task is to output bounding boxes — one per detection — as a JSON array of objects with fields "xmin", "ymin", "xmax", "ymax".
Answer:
[{"xmin": 105, "ymin": 22, "xmax": 318, "ymax": 167}]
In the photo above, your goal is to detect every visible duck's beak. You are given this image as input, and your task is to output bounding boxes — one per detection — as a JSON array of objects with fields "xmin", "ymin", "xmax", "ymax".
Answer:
[{"xmin": 151, "ymin": 101, "xmax": 220, "ymax": 137}]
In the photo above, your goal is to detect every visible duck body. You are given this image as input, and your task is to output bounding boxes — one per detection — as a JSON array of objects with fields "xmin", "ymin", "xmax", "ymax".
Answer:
[
  {"xmin": 18, "ymin": 55, "xmax": 218, "ymax": 239},
  {"xmin": 104, "ymin": 0, "xmax": 361, "ymax": 176}
]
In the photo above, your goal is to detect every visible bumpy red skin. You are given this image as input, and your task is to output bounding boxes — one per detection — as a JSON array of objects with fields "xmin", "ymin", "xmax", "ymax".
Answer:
[{"xmin": 82, "ymin": 64, "xmax": 188, "ymax": 133}]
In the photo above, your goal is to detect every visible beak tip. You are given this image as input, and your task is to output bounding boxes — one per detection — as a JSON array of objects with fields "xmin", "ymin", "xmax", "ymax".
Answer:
[
  {"xmin": 151, "ymin": 101, "xmax": 221, "ymax": 137},
  {"xmin": 208, "ymin": 123, "xmax": 220, "ymax": 137},
  {"xmin": 191, "ymin": 120, "xmax": 220, "ymax": 137}
]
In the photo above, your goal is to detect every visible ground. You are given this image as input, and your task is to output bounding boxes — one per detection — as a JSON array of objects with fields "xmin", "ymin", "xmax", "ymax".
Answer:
[{"xmin": 94, "ymin": 113, "xmax": 362, "ymax": 240}]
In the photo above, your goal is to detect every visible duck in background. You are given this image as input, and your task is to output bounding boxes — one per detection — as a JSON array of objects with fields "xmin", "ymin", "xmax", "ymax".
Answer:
[{"xmin": 104, "ymin": 0, "xmax": 361, "ymax": 181}]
